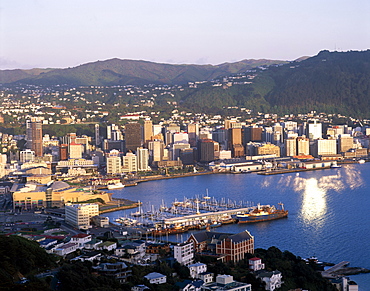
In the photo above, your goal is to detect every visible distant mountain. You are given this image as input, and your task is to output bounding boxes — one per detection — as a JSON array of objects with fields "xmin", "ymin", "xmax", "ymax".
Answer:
[{"xmin": 0, "ymin": 58, "xmax": 286, "ymax": 86}]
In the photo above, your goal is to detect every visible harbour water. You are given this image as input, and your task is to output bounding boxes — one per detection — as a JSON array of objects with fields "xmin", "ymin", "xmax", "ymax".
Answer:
[{"xmin": 105, "ymin": 163, "xmax": 370, "ymax": 289}]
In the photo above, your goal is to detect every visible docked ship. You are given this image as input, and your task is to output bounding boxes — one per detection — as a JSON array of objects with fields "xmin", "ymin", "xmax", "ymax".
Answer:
[
  {"xmin": 236, "ymin": 203, "xmax": 288, "ymax": 223},
  {"xmin": 107, "ymin": 182, "xmax": 125, "ymax": 190}
]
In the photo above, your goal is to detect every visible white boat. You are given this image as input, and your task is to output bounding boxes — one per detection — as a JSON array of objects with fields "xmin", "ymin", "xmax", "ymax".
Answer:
[
  {"xmin": 358, "ymin": 159, "xmax": 365, "ymax": 164},
  {"xmin": 330, "ymin": 164, "xmax": 342, "ymax": 168},
  {"xmin": 107, "ymin": 182, "xmax": 125, "ymax": 190}
]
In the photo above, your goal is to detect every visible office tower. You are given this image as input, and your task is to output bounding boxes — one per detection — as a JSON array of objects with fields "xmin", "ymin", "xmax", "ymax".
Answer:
[
  {"xmin": 95, "ymin": 124, "xmax": 100, "ymax": 146},
  {"xmin": 285, "ymin": 138, "xmax": 297, "ymax": 157},
  {"xmin": 65, "ymin": 203, "xmax": 99, "ymax": 228},
  {"xmin": 307, "ymin": 120, "xmax": 322, "ymax": 140},
  {"xmin": 228, "ymin": 128, "xmax": 244, "ymax": 157},
  {"xmin": 338, "ymin": 134, "xmax": 353, "ymax": 153},
  {"xmin": 187, "ymin": 123, "xmax": 199, "ymax": 147},
  {"xmin": 59, "ymin": 144, "xmax": 68, "ymax": 160},
  {"xmin": 171, "ymin": 143, "xmax": 190, "ymax": 160},
  {"xmin": 244, "ymin": 127, "xmax": 263, "ymax": 143},
  {"xmin": 297, "ymin": 136, "xmax": 310, "ymax": 155},
  {"xmin": 148, "ymin": 140, "xmax": 164, "ymax": 164},
  {"xmin": 313, "ymin": 138, "xmax": 337, "ymax": 157},
  {"xmin": 122, "ymin": 152, "xmax": 137, "ymax": 173},
  {"xmin": 212, "ymin": 128, "xmax": 228, "ymax": 150},
  {"xmin": 197, "ymin": 139, "xmax": 216, "ymax": 163},
  {"xmin": 125, "ymin": 123, "xmax": 142, "ymax": 152},
  {"xmin": 106, "ymin": 149, "xmax": 122, "ymax": 174},
  {"xmin": 137, "ymin": 147, "xmax": 149, "ymax": 171},
  {"xmin": 272, "ymin": 123, "xmax": 283, "ymax": 144},
  {"xmin": 28, "ymin": 118, "xmax": 43, "ymax": 157},
  {"xmin": 69, "ymin": 143, "xmax": 83, "ymax": 159},
  {"xmin": 143, "ymin": 119, "xmax": 153, "ymax": 147}
]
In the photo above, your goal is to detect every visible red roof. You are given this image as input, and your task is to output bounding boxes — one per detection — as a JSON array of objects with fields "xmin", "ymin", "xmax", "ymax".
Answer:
[
  {"xmin": 249, "ymin": 257, "xmax": 261, "ymax": 261},
  {"xmin": 72, "ymin": 233, "xmax": 90, "ymax": 238}
]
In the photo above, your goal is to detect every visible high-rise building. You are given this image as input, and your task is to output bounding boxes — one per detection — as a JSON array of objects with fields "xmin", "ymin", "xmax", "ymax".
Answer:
[
  {"xmin": 122, "ymin": 152, "xmax": 137, "ymax": 173},
  {"xmin": 338, "ymin": 134, "xmax": 353, "ymax": 153},
  {"xmin": 197, "ymin": 139, "xmax": 216, "ymax": 163},
  {"xmin": 307, "ymin": 120, "xmax": 322, "ymax": 140},
  {"xmin": 143, "ymin": 119, "xmax": 153, "ymax": 147},
  {"xmin": 285, "ymin": 138, "xmax": 297, "ymax": 157},
  {"xmin": 187, "ymin": 123, "xmax": 199, "ymax": 147},
  {"xmin": 27, "ymin": 118, "xmax": 43, "ymax": 157},
  {"xmin": 228, "ymin": 128, "xmax": 244, "ymax": 157},
  {"xmin": 254, "ymin": 143, "xmax": 280, "ymax": 157},
  {"xmin": 125, "ymin": 123, "xmax": 142, "ymax": 152},
  {"xmin": 95, "ymin": 124, "xmax": 100, "ymax": 146},
  {"xmin": 137, "ymin": 147, "xmax": 149, "ymax": 171},
  {"xmin": 244, "ymin": 127, "xmax": 263, "ymax": 143},
  {"xmin": 69, "ymin": 143, "xmax": 83, "ymax": 159},
  {"xmin": 59, "ymin": 144, "xmax": 68, "ymax": 160},
  {"xmin": 297, "ymin": 136, "xmax": 310, "ymax": 155},
  {"xmin": 106, "ymin": 149, "xmax": 122, "ymax": 175},
  {"xmin": 313, "ymin": 138, "xmax": 337, "ymax": 157},
  {"xmin": 148, "ymin": 140, "xmax": 164, "ymax": 164}
]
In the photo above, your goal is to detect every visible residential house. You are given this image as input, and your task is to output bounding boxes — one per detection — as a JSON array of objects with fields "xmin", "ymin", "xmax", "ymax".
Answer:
[
  {"xmin": 97, "ymin": 241, "xmax": 117, "ymax": 251},
  {"xmin": 54, "ymin": 242, "xmax": 78, "ymax": 256},
  {"xmin": 144, "ymin": 272, "xmax": 167, "ymax": 284},
  {"xmin": 257, "ymin": 270, "xmax": 283, "ymax": 291},
  {"xmin": 175, "ymin": 279, "xmax": 204, "ymax": 291},
  {"xmin": 188, "ymin": 262, "xmax": 207, "ymax": 279},
  {"xmin": 93, "ymin": 262, "xmax": 132, "ymax": 283},
  {"xmin": 71, "ymin": 233, "xmax": 92, "ymax": 248},
  {"xmin": 249, "ymin": 257, "xmax": 265, "ymax": 271}
]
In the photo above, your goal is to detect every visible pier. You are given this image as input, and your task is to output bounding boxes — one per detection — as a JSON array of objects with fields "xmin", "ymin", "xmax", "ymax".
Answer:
[
  {"xmin": 321, "ymin": 261, "xmax": 350, "ymax": 278},
  {"xmin": 155, "ymin": 207, "xmax": 252, "ymax": 229}
]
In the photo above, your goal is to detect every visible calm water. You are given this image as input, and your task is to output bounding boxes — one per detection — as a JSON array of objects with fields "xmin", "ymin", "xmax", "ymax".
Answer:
[{"xmin": 105, "ymin": 163, "xmax": 370, "ymax": 289}]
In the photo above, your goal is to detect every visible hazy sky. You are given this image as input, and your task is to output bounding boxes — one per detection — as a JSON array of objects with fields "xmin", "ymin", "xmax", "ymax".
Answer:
[{"xmin": 1, "ymin": 0, "xmax": 369, "ymax": 69}]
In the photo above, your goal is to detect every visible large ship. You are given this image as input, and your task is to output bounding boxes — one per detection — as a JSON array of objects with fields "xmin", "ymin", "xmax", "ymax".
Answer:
[{"xmin": 236, "ymin": 203, "xmax": 288, "ymax": 223}]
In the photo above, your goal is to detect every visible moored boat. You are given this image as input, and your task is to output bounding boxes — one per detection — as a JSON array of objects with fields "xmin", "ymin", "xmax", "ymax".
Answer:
[
  {"xmin": 107, "ymin": 182, "xmax": 125, "ymax": 190},
  {"xmin": 236, "ymin": 203, "xmax": 288, "ymax": 223}
]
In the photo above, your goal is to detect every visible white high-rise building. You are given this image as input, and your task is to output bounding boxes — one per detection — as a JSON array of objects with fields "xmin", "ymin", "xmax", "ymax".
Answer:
[
  {"xmin": 106, "ymin": 149, "xmax": 122, "ymax": 174},
  {"xmin": 308, "ymin": 120, "xmax": 322, "ymax": 140},
  {"xmin": 137, "ymin": 147, "xmax": 149, "ymax": 171},
  {"xmin": 174, "ymin": 242, "xmax": 194, "ymax": 266},
  {"xmin": 65, "ymin": 203, "xmax": 99, "ymax": 229},
  {"xmin": 122, "ymin": 152, "xmax": 137, "ymax": 173},
  {"xmin": 314, "ymin": 138, "xmax": 337, "ymax": 157},
  {"xmin": 20, "ymin": 149, "xmax": 35, "ymax": 163}
]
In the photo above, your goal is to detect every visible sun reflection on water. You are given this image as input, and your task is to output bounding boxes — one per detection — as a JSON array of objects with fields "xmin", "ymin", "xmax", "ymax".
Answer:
[{"xmin": 301, "ymin": 178, "xmax": 327, "ymax": 224}]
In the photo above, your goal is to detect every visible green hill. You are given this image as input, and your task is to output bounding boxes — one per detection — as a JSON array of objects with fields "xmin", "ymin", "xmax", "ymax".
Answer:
[{"xmin": 0, "ymin": 58, "xmax": 285, "ymax": 86}]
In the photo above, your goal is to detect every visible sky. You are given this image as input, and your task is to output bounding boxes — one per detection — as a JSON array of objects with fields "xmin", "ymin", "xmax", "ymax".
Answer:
[{"xmin": 0, "ymin": 0, "xmax": 369, "ymax": 69}]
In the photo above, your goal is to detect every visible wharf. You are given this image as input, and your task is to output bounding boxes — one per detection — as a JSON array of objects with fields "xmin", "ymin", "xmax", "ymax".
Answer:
[
  {"xmin": 157, "ymin": 207, "xmax": 251, "ymax": 228},
  {"xmin": 258, "ymin": 167, "xmax": 331, "ymax": 175},
  {"xmin": 321, "ymin": 261, "xmax": 350, "ymax": 278}
]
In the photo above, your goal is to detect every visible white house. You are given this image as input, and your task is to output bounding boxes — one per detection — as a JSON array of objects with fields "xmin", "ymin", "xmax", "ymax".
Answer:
[
  {"xmin": 188, "ymin": 262, "xmax": 207, "ymax": 279},
  {"xmin": 257, "ymin": 270, "xmax": 283, "ymax": 291},
  {"xmin": 144, "ymin": 272, "xmax": 167, "ymax": 284},
  {"xmin": 71, "ymin": 233, "xmax": 92, "ymax": 248},
  {"xmin": 249, "ymin": 257, "xmax": 265, "ymax": 271},
  {"xmin": 54, "ymin": 242, "xmax": 78, "ymax": 256}
]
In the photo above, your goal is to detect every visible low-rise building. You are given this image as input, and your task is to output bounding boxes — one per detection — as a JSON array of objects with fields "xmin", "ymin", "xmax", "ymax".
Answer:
[
  {"xmin": 188, "ymin": 262, "xmax": 207, "ymax": 279},
  {"xmin": 200, "ymin": 274, "xmax": 251, "ymax": 291},
  {"xmin": 93, "ymin": 262, "xmax": 132, "ymax": 283},
  {"xmin": 257, "ymin": 270, "xmax": 283, "ymax": 291},
  {"xmin": 249, "ymin": 257, "xmax": 265, "ymax": 271},
  {"xmin": 144, "ymin": 272, "xmax": 167, "ymax": 284},
  {"xmin": 65, "ymin": 203, "xmax": 99, "ymax": 229},
  {"xmin": 174, "ymin": 242, "xmax": 194, "ymax": 266}
]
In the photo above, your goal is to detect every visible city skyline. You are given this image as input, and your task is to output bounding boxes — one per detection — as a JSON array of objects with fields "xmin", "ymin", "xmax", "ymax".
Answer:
[{"xmin": 1, "ymin": 0, "xmax": 369, "ymax": 69}]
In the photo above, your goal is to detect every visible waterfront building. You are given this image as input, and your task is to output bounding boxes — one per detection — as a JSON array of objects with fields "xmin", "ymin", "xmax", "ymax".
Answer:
[
  {"xmin": 338, "ymin": 134, "xmax": 354, "ymax": 153},
  {"xmin": 313, "ymin": 138, "xmax": 337, "ymax": 157},
  {"xmin": 65, "ymin": 203, "xmax": 99, "ymax": 229},
  {"xmin": 297, "ymin": 136, "xmax": 310, "ymax": 155},
  {"xmin": 174, "ymin": 242, "xmax": 194, "ymax": 266},
  {"xmin": 254, "ymin": 143, "xmax": 280, "ymax": 157},
  {"xmin": 122, "ymin": 152, "xmax": 138, "ymax": 173},
  {"xmin": 125, "ymin": 123, "xmax": 142, "ymax": 152},
  {"xmin": 197, "ymin": 139, "xmax": 216, "ymax": 163},
  {"xmin": 200, "ymin": 275, "xmax": 251, "ymax": 291},
  {"xmin": 285, "ymin": 137, "xmax": 297, "ymax": 157},
  {"xmin": 187, "ymin": 230, "xmax": 254, "ymax": 263},
  {"xmin": 106, "ymin": 149, "xmax": 122, "ymax": 175}
]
